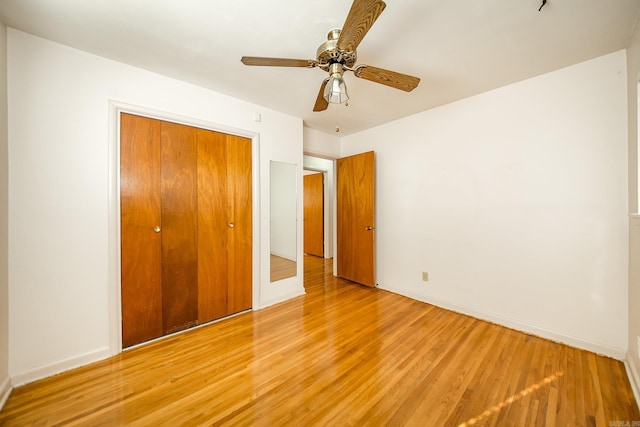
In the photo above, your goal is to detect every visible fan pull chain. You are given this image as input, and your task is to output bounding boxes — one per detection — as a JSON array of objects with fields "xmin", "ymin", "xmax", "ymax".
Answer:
[{"xmin": 335, "ymin": 101, "xmax": 348, "ymax": 133}]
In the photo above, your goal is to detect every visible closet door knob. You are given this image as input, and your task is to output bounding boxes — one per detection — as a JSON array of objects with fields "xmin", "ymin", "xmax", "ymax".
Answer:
[
  {"xmin": 228, "ymin": 223, "xmax": 235, "ymax": 228},
  {"xmin": 153, "ymin": 226, "xmax": 161, "ymax": 233}
]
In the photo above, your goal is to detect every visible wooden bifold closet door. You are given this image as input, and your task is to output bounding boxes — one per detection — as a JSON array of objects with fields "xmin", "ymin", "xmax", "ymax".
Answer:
[{"xmin": 120, "ymin": 113, "xmax": 252, "ymax": 348}]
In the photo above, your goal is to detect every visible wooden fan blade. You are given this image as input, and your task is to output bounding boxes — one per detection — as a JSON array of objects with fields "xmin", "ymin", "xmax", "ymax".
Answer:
[
  {"xmin": 313, "ymin": 79, "xmax": 330, "ymax": 112},
  {"xmin": 337, "ymin": 0, "xmax": 386, "ymax": 52},
  {"xmin": 241, "ymin": 56, "xmax": 316, "ymax": 68},
  {"xmin": 354, "ymin": 65, "xmax": 420, "ymax": 92}
]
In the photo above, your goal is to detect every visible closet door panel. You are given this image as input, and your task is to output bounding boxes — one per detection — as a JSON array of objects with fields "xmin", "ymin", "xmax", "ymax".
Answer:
[
  {"xmin": 197, "ymin": 129, "xmax": 229, "ymax": 323},
  {"xmin": 120, "ymin": 113, "xmax": 163, "ymax": 348},
  {"xmin": 227, "ymin": 135, "xmax": 253, "ymax": 313},
  {"xmin": 160, "ymin": 122, "xmax": 199, "ymax": 333},
  {"xmin": 121, "ymin": 116, "xmax": 253, "ymax": 347}
]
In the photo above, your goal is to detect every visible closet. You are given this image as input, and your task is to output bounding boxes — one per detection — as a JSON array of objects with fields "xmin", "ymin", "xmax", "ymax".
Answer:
[{"xmin": 120, "ymin": 113, "xmax": 252, "ymax": 348}]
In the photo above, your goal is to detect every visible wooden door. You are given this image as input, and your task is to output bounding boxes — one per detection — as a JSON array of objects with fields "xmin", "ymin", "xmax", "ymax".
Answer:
[
  {"xmin": 336, "ymin": 151, "xmax": 376, "ymax": 287},
  {"xmin": 120, "ymin": 113, "xmax": 163, "ymax": 348},
  {"xmin": 196, "ymin": 130, "xmax": 229, "ymax": 323},
  {"xmin": 121, "ymin": 113, "xmax": 252, "ymax": 348},
  {"xmin": 160, "ymin": 122, "xmax": 199, "ymax": 334},
  {"xmin": 304, "ymin": 173, "xmax": 324, "ymax": 257},
  {"xmin": 196, "ymin": 131, "xmax": 252, "ymax": 321},
  {"xmin": 226, "ymin": 135, "xmax": 253, "ymax": 314}
]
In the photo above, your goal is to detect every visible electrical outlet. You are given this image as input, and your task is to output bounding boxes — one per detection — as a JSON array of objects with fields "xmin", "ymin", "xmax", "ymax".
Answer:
[{"xmin": 422, "ymin": 272, "xmax": 429, "ymax": 282}]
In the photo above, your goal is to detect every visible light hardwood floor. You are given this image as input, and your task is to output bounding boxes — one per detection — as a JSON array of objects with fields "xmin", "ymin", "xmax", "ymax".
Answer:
[
  {"xmin": 270, "ymin": 254, "xmax": 297, "ymax": 282},
  {"xmin": 1, "ymin": 255, "xmax": 638, "ymax": 425}
]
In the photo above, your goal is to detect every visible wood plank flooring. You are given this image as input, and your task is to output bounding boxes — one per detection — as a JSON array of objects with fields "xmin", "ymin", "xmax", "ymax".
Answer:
[
  {"xmin": 269, "ymin": 254, "xmax": 297, "ymax": 282},
  {"xmin": 1, "ymin": 255, "xmax": 638, "ymax": 426}
]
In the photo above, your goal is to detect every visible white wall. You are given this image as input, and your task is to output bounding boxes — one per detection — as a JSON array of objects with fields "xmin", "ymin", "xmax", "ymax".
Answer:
[
  {"xmin": 303, "ymin": 127, "xmax": 341, "ymax": 159},
  {"xmin": 341, "ymin": 51, "xmax": 629, "ymax": 358},
  {"xmin": 0, "ymin": 20, "xmax": 10, "ymax": 409},
  {"xmin": 7, "ymin": 29, "xmax": 304, "ymax": 385},
  {"xmin": 626, "ymin": 19, "xmax": 640, "ymax": 401}
]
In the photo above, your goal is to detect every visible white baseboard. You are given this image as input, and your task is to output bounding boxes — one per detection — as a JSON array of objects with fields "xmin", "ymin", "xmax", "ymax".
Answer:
[
  {"xmin": 0, "ymin": 375, "xmax": 12, "ymax": 411},
  {"xmin": 269, "ymin": 251, "xmax": 296, "ymax": 262},
  {"xmin": 625, "ymin": 355, "xmax": 640, "ymax": 411},
  {"xmin": 378, "ymin": 285, "xmax": 626, "ymax": 360},
  {"xmin": 11, "ymin": 347, "xmax": 111, "ymax": 387},
  {"xmin": 259, "ymin": 289, "xmax": 306, "ymax": 310}
]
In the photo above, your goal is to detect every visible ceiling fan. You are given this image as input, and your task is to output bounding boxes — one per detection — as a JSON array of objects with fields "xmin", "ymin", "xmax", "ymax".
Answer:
[{"xmin": 241, "ymin": 0, "xmax": 420, "ymax": 112}]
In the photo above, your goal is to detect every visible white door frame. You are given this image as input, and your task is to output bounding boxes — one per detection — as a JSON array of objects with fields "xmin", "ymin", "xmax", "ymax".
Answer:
[{"xmin": 107, "ymin": 101, "xmax": 261, "ymax": 354}]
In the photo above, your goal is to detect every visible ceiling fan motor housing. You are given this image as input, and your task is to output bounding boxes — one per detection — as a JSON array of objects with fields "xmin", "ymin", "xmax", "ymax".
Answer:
[
  {"xmin": 316, "ymin": 29, "xmax": 357, "ymax": 68},
  {"xmin": 240, "ymin": 0, "xmax": 420, "ymax": 113}
]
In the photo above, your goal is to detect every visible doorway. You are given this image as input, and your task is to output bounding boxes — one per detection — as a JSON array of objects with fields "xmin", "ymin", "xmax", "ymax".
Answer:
[
  {"xmin": 303, "ymin": 155, "xmax": 335, "ymax": 261},
  {"xmin": 304, "ymin": 171, "xmax": 324, "ymax": 257},
  {"xmin": 303, "ymin": 152, "xmax": 376, "ymax": 287}
]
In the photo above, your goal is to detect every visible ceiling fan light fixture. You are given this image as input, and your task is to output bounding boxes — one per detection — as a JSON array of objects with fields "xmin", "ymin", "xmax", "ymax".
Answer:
[
  {"xmin": 324, "ymin": 63, "xmax": 349, "ymax": 104},
  {"xmin": 241, "ymin": 0, "xmax": 420, "ymax": 113}
]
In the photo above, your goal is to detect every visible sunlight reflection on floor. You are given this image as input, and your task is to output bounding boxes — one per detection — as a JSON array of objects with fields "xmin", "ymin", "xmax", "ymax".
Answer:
[{"xmin": 458, "ymin": 371, "xmax": 564, "ymax": 426}]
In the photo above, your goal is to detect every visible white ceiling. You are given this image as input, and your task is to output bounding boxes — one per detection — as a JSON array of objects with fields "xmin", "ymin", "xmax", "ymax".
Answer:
[{"xmin": 0, "ymin": 0, "xmax": 639, "ymax": 135}]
